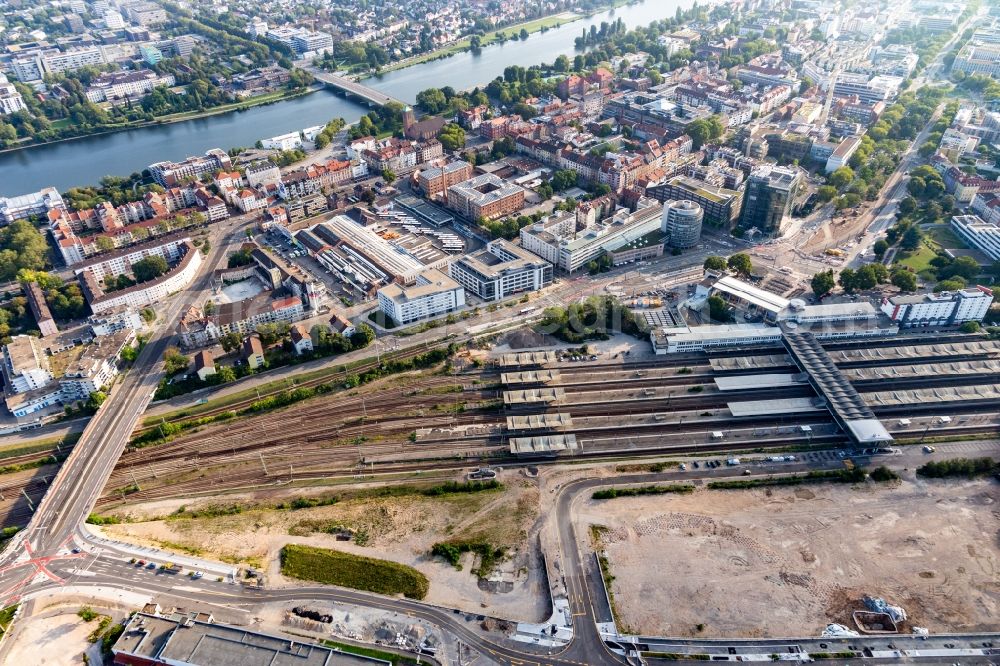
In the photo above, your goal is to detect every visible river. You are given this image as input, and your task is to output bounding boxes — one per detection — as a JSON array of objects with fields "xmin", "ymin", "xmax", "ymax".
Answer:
[{"xmin": 0, "ymin": 0, "xmax": 692, "ymax": 195}]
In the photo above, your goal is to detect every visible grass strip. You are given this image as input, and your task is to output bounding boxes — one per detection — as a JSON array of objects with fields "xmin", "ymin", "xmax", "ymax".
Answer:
[
  {"xmin": 280, "ymin": 544, "xmax": 428, "ymax": 600},
  {"xmin": 707, "ymin": 466, "xmax": 898, "ymax": 490},
  {"xmin": 592, "ymin": 484, "xmax": 694, "ymax": 500},
  {"xmin": 0, "ymin": 432, "xmax": 80, "ymax": 461},
  {"xmin": 321, "ymin": 639, "xmax": 421, "ymax": 666}
]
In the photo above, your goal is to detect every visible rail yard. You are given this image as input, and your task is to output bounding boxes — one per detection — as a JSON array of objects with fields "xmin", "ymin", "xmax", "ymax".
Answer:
[{"xmin": 0, "ymin": 331, "xmax": 995, "ymax": 529}]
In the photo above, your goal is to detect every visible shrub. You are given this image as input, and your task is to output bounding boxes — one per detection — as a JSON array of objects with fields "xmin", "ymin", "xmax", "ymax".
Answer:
[
  {"xmin": 280, "ymin": 544, "xmax": 428, "ymax": 599},
  {"xmin": 421, "ymin": 480, "xmax": 501, "ymax": 496},
  {"xmin": 592, "ymin": 485, "xmax": 695, "ymax": 500},
  {"xmin": 917, "ymin": 457, "xmax": 998, "ymax": 479},
  {"xmin": 430, "ymin": 541, "xmax": 505, "ymax": 576}
]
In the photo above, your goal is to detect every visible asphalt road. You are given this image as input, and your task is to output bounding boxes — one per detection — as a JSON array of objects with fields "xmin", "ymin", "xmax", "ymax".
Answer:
[
  {"xmin": 5, "ymin": 441, "xmax": 999, "ymax": 665},
  {"xmin": 0, "ymin": 214, "xmax": 251, "ymax": 600}
]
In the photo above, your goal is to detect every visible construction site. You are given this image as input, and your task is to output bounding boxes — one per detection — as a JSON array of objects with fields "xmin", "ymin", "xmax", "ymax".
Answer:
[{"xmin": 581, "ymin": 476, "xmax": 999, "ymax": 638}]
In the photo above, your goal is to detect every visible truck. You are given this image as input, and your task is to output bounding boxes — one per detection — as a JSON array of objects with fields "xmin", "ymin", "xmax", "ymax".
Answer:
[{"xmin": 726, "ymin": 458, "xmax": 741, "ymax": 466}]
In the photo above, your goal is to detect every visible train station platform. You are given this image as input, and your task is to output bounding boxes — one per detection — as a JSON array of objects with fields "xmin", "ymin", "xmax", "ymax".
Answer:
[
  {"xmin": 782, "ymin": 331, "xmax": 892, "ymax": 446},
  {"xmin": 510, "ymin": 434, "xmax": 578, "ymax": 456},
  {"xmin": 506, "ymin": 413, "xmax": 573, "ymax": 431},
  {"xmin": 500, "ymin": 370, "xmax": 561, "ymax": 386},
  {"xmin": 496, "ymin": 351, "xmax": 558, "ymax": 368},
  {"xmin": 714, "ymin": 373, "xmax": 807, "ymax": 391},
  {"xmin": 503, "ymin": 387, "xmax": 565, "ymax": 407},
  {"xmin": 727, "ymin": 397, "xmax": 823, "ymax": 417}
]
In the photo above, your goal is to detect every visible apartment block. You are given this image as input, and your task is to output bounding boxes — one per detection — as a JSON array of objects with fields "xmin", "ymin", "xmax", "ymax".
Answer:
[
  {"xmin": 377, "ymin": 269, "xmax": 465, "ymax": 325},
  {"xmin": 1, "ymin": 335, "xmax": 53, "ymax": 394},
  {"xmin": 148, "ymin": 149, "xmax": 232, "ymax": 186},
  {"xmin": 79, "ymin": 241, "xmax": 203, "ymax": 314},
  {"xmin": 24, "ymin": 282, "xmax": 58, "ymax": 337},
  {"xmin": 0, "ymin": 187, "xmax": 66, "ymax": 224},
  {"xmin": 647, "ymin": 176, "xmax": 743, "ymax": 228},
  {"xmin": 449, "ymin": 239, "xmax": 553, "ymax": 302},
  {"xmin": 417, "ymin": 161, "xmax": 474, "ymax": 198},
  {"xmin": 0, "ymin": 74, "xmax": 27, "ymax": 115},
  {"xmin": 951, "ymin": 213, "xmax": 1000, "ymax": 260},
  {"xmin": 880, "ymin": 287, "xmax": 993, "ymax": 327},
  {"xmin": 447, "ymin": 173, "xmax": 525, "ymax": 221},
  {"xmin": 85, "ymin": 70, "xmax": 176, "ymax": 103}
]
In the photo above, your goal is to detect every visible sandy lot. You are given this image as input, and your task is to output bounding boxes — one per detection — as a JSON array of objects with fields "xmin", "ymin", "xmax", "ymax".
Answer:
[
  {"xmin": 580, "ymin": 478, "xmax": 999, "ymax": 637},
  {"xmin": 103, "ymin": 473, "xmax": 549, "ymax": 621},
  {"xmin": 5, "ymin": 612, "xmax": 103, "ymax": 665}
]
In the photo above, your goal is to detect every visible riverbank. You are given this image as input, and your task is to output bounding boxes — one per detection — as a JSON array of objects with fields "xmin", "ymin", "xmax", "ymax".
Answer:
[
  {"xmin": 0, "ymin": 86, "xmax": 319, "ymax": 157},
  {"xmin": 362, "ymin": 0, "xmax": 644, "ymax": 78},
  {"xmin": 2, "ymin": 0, "xmax": 689, "ymax": 194},
  {"xmin": 374, "ymin": 12, "xmax": 580, "ymax": 76}
]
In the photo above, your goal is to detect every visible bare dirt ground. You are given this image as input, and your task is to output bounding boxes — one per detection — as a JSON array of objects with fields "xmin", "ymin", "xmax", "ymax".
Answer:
[
  {"xmin": 4, "ymin": 612, "xmax": 103, "ymax": 665},
  {"xmin": 102, "ymin": 472, "xmax": 549, "ymax": 621},
  {"xmin": 579, "ymin": 478, "xmax": 999, "ymax": 638}
]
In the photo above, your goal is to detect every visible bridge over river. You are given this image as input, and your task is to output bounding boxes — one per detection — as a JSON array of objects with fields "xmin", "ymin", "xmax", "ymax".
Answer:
[{"xmin": 307, "ymin": 67, "xmax": 406, "ymax": 107}]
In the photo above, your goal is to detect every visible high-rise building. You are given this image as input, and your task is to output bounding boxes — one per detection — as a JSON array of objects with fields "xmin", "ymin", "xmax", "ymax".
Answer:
[
  {"xmin": 662, "ymin": 199, "xmax": 704, "ymax": 248},
  {"xmin": 739, "ymin": 166, "xmax": 801, "ymax": 236}
]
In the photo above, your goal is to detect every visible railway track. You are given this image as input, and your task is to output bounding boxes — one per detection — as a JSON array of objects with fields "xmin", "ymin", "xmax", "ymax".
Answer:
[{"xmin": 133, "ymin": 343, "xmax": 457, "ymax": 435}]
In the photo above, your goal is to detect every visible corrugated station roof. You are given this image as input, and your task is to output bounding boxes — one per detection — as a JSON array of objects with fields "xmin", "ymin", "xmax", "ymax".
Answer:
[
  {"xmin": 845, "ymin": 359, "xmax": 1000, "ymax": 380},
  {"xmin": 497, "ymin": 351, "xmax": 559, "ymax": 368},
  {"xmin": 713, "ymin": 275, "xmax": 790, "ymax": 313},
  {"xmin": 714, "ymin": 373, "xmax": 807, "ymax": 391},
  {"xmin": 783, "ymin": 331, "xmax": 892, "ymax": 444},
  {"xmin": 509, "ymin": 434, "xmax": 578, "ymax": 455},
  {"xmin": 502, "ymin": 388, "xmax": 565, "ymax": 406},
  {"xmin": 727, "ymin": 397, "xmax": 824, "ymax": 417},
  {"xmin": 500, "ymin": 370, "xmax": 560, "ymax": 385},
  {"xmin": 830, "ymin": 341, "xmax": 999, "ymax": 362},
  {"xmin": 506, "ymin": 413, "xmax": 573, "ymax": 431},
  {"xmin": 863, "ymin": 384, "xmax": 1000, "ymax": 407},
  {"xmin": 710, "ymin": 354, "xmax": 791, "ymax": 372}
]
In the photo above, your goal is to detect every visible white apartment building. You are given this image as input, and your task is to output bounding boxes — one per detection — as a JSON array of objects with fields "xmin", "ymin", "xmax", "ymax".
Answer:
[
  {"xmin": 11, "ymin": 57, "xmax": 44, "ymax": 82},
  {"xmin": 61, "ymin": 352, "xmax": 118, "ymax": 401},
  {"xmin": 517, "ymin": 211, "xmax": 575, "ymax": 265},
  {"xmin": 260, "ymin": 132, "xmax": 303, "ymax": 151},
  {"xmin": 1, "ymin": 335, "xmax": 53, "ymax": 394},
  {"xmin": 80, "ymin": 241, "xmax": 203, "ymax": 314},
  {"xmin": 148, "ymin": 149, "xmax": 231, "ymax": 186},
  {"xmin": 832, "ymin": 72, "xmax": 902, "ymax": 104},
  {"xmin": 0, "ymin": 74, "xmax": 27, "ymax": 115},
  {"xmin": 377, "ymin": 269, "xmax": 465, "ymax": 325},
  {"xmin": 449, "ymin": 239, "xmax": 553, "ymax": 302},
  {"xmin": 104, "ymin": 9, "xmax": 125, "ymax": 28},
  {"xmin": 951, "ymin": 214, "xmax": 1000, "ymax": 260},
  {"xmin": 41, "ymin": 46, "xmax": 107, "ymax": 74},
  {"xmin": 0, "ymin": 187, "xmax": 66, "ymax": 223},
  {"xmin": 85, "ymin": 70, "xmax": 176, "ymax": 103},
  {"xmin": 89, "ymin": 308, "xmax": 144, "ymax": 336},
  {"xmin": 520, "ymin": 200, "xmax": 663, "ymax": 273},
  {"xmin": 245, "ymin": 161, "xmax": 281, "ymax": 188},
  {"xmin": 74, "ymin": 235, "xmax": 191, "ymax": 281},
  {"xmin": 880, "ymin": 287, "xmax": 994, "ymax": 327},
  {"xmin": 825, "ymin": 135, "xmax": 863, "ymax": 174},
  {"xmin": 953, "ymin": 41, "xmax": 1000, "ymax": 77},
  {"xmin": 290, "ymin": 30, "xmax": 333, "ymax": 56}
]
